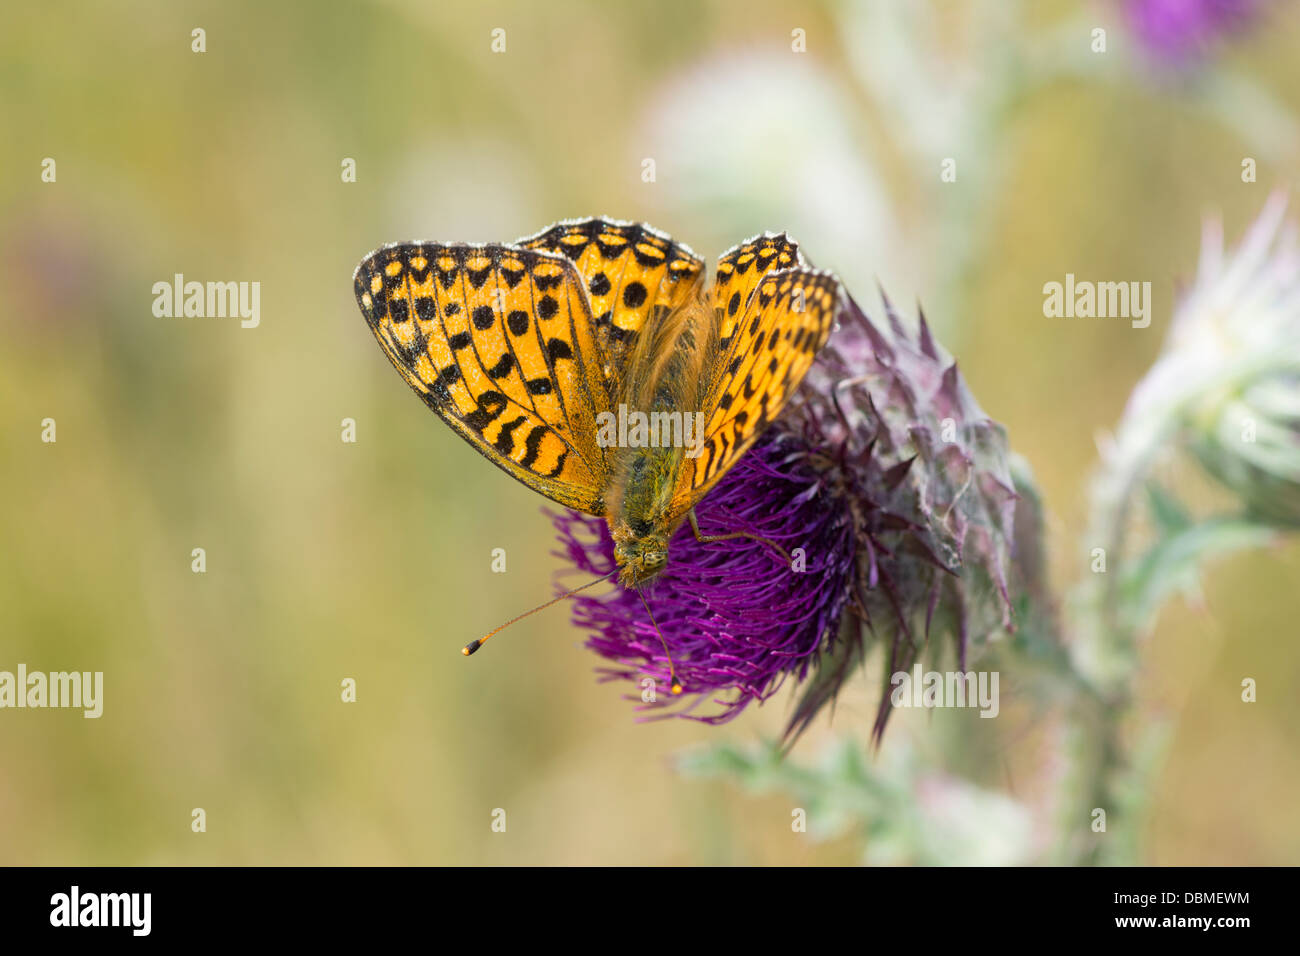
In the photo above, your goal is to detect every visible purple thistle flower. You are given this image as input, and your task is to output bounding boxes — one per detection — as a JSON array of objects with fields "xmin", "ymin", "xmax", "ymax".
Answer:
[
  {"xmin": 551, "ymin": 293, "xmax": 1025, "ymax": 740},
  {"xmin": 550, "ymin": 426, "xmax": 857, "ymax": 724},
  {"xmin": 1124, "ymin": 0, "xmax": 1266, "ymax": 65}
]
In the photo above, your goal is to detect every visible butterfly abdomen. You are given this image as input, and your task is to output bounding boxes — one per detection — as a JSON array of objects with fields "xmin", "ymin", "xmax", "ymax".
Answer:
[{"xmin": 604, "ymin": 429, "xmax": 684, "ymax": 585}]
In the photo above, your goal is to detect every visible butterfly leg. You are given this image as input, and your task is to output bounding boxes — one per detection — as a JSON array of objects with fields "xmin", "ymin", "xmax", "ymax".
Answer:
[{"xmin": 687, "ymin": 509, "xmax": 792, "ymax": 566}]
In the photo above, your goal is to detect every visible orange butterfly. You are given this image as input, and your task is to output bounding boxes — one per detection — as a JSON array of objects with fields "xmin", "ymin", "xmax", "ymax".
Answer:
[{"xmin": 355, "ymin": 218, "xmax": 841, "ymax": 677}]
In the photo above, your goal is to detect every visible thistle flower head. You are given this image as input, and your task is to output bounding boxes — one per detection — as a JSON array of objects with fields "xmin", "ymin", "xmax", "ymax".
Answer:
[
  {"xmin": 551, "ymin": 429, "xmax": 855, "ymax": 723},
  {"xmin": 552, "ymin": 292, "xmax": 1024, "ymax": 738}
]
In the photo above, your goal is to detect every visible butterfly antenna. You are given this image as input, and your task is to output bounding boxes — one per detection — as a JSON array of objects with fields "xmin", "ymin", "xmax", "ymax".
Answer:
[
  {"xmin": 462, "ymin": 568, "xmax": 617, "ymax": 656},
  {"xmin": 636, "ymin": 586, "xmax": 684, "ymax": 695}
]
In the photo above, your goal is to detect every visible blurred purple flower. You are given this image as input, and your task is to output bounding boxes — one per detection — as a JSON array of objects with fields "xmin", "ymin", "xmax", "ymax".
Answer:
[
  {"xmin": 2, "ymin": 204, "xmax": 104, "ymax": 330},
  {"xmin": 551, "ymin": 293, "xmax": 1026, "ymax": 739},
  {"xmin": 1124, "ymin": 0, "xmax": 1265, "ymax": 64}
]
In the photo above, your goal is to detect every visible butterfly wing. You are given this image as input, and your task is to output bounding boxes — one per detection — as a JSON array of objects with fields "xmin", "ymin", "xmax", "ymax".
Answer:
[
  {"xmin": 354, "ymin": 242, "xmax": 613, "ymax": 515},
  {"xmin": 670, "ymin": 235, "xmax": 841, "ymax": 513},
  {"xmin": 710, "ymin": 232, "xmax": 804, "ymax": 347},
  {"xmin": 518, "ymin": 217, "xmax": 704, "ymax": 388}
]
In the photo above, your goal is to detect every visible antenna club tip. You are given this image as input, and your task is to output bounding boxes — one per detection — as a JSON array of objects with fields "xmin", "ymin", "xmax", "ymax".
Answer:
[
  {"xmin": 463, "ymin": 639, "xmax": 483, "ymax": 656},
  {"xmin": 671, "ymin": 682, "xmax": 684, "ymax": 695}
]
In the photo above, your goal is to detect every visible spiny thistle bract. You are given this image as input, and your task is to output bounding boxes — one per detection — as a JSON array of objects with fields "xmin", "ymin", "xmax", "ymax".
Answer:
[{"xmin": 551, "ymin": 291, "xmax": 1026, "ymax": 741}]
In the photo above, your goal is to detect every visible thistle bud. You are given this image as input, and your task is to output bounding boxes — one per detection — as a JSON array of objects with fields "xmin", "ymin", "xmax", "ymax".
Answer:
[{"xmin": 1154, "ymin": 193, "xmax": 1300, "ymax": 525}]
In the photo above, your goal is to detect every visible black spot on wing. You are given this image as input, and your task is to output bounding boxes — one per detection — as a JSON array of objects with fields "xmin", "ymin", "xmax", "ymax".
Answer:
[
  {"xmin": 494, "ymin": 415, "xmax": 528, "ymax": 455},
  {"xmin": 464, "ymin": 390, "xmax": 507, "ymax": 432},
  {"xmin": 632, "ymin": 244, "xmax": 665, "ymax": 268},
  {"xmin": 472, "ymin": 305, "xmax": 496, "ymax": 330},
  {"xmin": 520, "ymin": 426, "xmax": 546, "ymax": 469},
  {"xmin": 595, "ymin": 236, "xmax": 627, "ymax": 260},
  {"xmin": 546, "ymin": 448, "xmax": 568, "ymax": 478},
  {"xmin": 622, "ymin": 281, "xmax": 647, "ymax": 308}
]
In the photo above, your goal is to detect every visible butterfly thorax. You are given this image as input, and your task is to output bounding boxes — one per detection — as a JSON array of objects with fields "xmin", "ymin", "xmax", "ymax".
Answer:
[{"xmin": 606, "ymin": 293, "xmax": 716, "ymax": 588}]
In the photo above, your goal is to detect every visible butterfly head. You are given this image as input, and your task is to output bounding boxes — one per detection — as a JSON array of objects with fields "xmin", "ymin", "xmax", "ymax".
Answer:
[{"xmin": 613, "ymin": 530, "xmax": 669, "ymax": 587}]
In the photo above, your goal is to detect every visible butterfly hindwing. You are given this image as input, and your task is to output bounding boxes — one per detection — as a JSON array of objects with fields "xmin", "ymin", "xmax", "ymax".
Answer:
[
  {"xmin": 518, "ymin": 217, "xmax": 704, "ymax": 386},
  {"xmin": 677, "ymin": 265, "xmax": 841, "ymax": 506},
  {"xmin": 355, "ymin": 242, "xmax": 613, "ymax": 514}
]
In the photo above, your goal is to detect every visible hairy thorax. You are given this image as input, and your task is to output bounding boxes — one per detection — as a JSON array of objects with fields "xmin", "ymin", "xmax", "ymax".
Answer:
[{"xmin": 605, "ymin": 292, "xmax": 715, "ymax": 588}]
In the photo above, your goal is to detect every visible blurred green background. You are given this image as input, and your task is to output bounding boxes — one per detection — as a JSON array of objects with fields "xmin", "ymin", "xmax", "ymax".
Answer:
[{"xmin": 2, "ymin": 0, "xmax": 1298, "ymax": 865}]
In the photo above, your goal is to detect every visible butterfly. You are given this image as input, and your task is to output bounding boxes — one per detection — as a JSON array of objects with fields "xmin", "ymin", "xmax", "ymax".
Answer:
[{"xmin": 353, "ymin": 217, "xmax": 842, "ymax": 667}]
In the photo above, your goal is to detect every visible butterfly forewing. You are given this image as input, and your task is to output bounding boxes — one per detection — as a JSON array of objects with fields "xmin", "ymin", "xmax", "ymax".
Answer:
[
  {"xmin": 354, "ymin": 242, "xmax": 612, "ymax": 514},
  {"xmin": 518, "ymin": 217, "xmax": 705, "ymax": 387}
]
